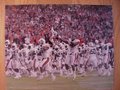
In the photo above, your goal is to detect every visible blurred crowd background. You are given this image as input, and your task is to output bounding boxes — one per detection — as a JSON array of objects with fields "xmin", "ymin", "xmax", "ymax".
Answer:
[{"xmin": 5, "ymin": 5, "xmax": 113, "ymax": 45}]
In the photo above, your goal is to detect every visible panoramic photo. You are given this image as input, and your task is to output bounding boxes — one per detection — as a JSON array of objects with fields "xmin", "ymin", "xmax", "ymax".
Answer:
[{"xmin": 5, "ymin": 5, "xmax": 114, "ymax": 90}]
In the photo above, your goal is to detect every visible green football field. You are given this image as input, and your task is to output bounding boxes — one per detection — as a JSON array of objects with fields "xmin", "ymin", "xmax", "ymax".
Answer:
[{"xmin": 6, "ymin": 72, "xmax": 113, "ymax": 90}]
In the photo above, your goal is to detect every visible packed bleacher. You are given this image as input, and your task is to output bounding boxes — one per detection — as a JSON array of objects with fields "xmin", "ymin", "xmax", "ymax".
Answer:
[{"xmin": 5, "ymin": 5, "xmax": 113, "ymax": 45}]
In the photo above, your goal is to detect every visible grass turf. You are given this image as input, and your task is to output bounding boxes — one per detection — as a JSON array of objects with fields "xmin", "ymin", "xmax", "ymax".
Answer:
[{"xmin": 6, "ymin": 72, "xmax": 113, "ymax": 90}]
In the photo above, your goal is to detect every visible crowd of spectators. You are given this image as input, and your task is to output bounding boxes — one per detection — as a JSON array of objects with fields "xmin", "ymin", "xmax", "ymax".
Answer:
[{"xmin": 5, "ymin": 5, "xmax": 113, "ymax": 45}]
